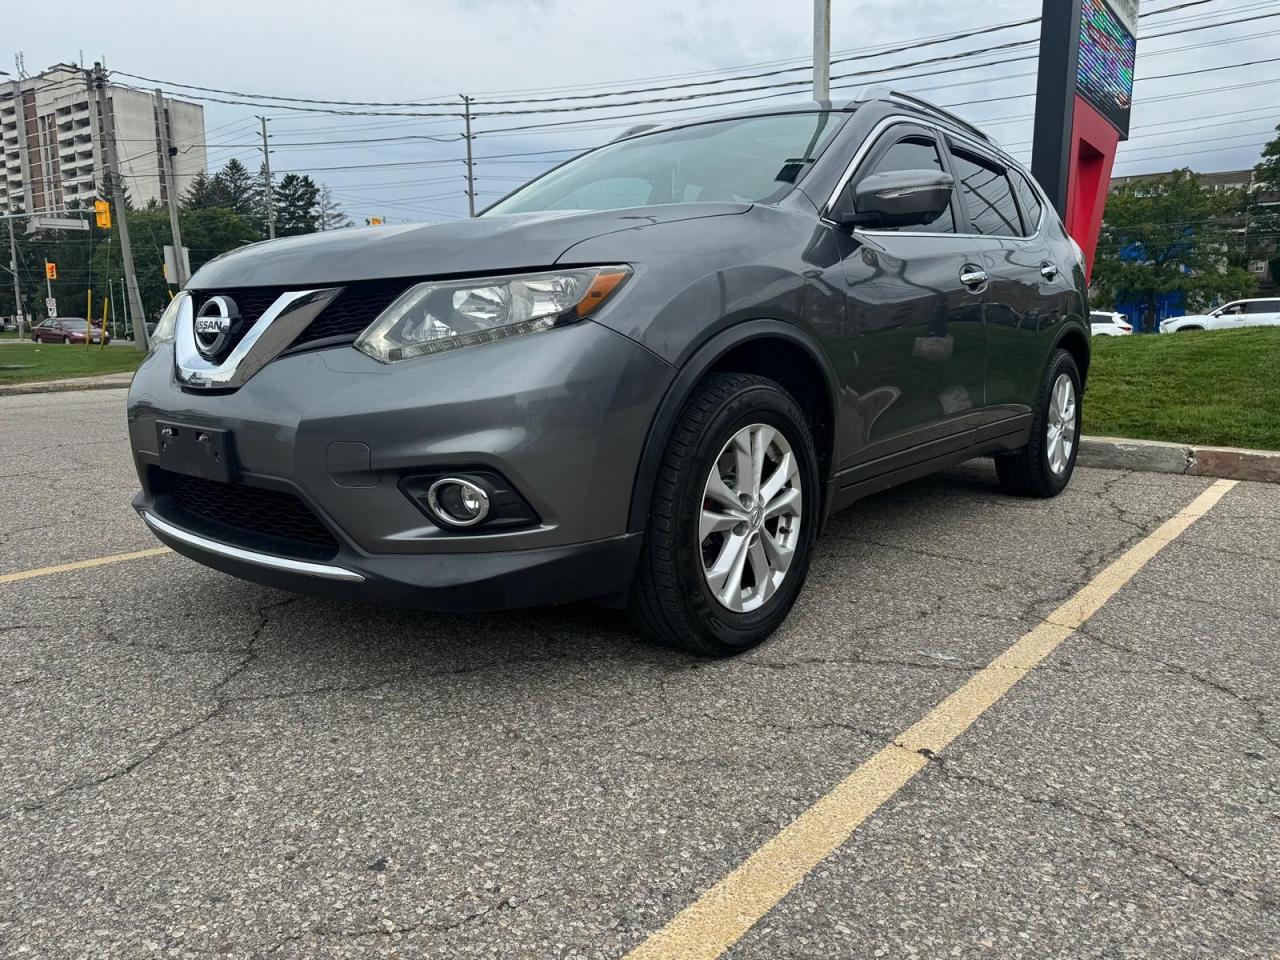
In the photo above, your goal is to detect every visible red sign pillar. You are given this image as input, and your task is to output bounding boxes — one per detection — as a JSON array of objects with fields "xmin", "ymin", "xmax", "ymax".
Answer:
[{"xmin": 1032, "ymin": 0, "xmax": 1136, "ymax": 282}]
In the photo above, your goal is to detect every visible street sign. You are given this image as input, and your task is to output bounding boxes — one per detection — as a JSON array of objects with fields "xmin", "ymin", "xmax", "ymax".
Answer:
[
  {"xmin": 44, "ymin": 262, "xmax": 57, "ymax": 280},
  {"xmin": 25, "ymin": 217, "xmax": 89, "ymax": 234},
  {"xmin": 45, "ymin": 297, "xmax": 57, "ymax": 318}
]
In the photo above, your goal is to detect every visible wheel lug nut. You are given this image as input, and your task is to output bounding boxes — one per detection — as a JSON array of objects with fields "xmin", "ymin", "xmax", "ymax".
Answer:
[{"xmin": 734, "ymin": 522, "xmax": 748, "ymax": 536}]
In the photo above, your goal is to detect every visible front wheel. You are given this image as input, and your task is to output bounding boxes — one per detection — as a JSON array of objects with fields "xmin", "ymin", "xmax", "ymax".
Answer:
[
  {"xmin": 628, "ymin": 373, "xmax": 820, "ymax": 656},
  {"xmin": 994, "ymin": 348, "xmax": 1082, "ymax": 498}
]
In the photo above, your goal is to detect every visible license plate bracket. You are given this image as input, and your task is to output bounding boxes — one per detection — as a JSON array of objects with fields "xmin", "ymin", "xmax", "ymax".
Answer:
[{"xmin": 155, "ymin": 422, "xmax": 237, "ymax": 483}]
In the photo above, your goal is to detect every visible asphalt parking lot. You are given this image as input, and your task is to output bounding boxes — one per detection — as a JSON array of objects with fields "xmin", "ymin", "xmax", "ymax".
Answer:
[{"xmin": 2, "ymin": 388, "xmax": 1277, "ymax": 959}]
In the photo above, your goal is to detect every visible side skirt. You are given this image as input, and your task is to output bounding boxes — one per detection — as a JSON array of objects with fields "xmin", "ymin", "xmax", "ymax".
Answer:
[{"xmin": 822, "ymin": 416, "xmax": 1033, "ymax": 525}]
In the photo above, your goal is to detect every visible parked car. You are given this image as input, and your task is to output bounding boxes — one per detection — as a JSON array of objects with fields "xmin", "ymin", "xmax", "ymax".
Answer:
[
  {"xmin": 1, "ymin": 317, "xmax": 17, "ymax": 333},
  {"xmin": 1090, "ymin": 310, "xmax": 1132, "ymax": 336},
  {"xmin": 31, "ymin": 318, "xmax": 111, "ymax": 344},
  {"xmin": 1159, "ymin": 298, "xmax": 1280, "ymax": 333},
  {"xmin": 127, "ymin": 92, "xmax": 1089, "ymax": 655}
]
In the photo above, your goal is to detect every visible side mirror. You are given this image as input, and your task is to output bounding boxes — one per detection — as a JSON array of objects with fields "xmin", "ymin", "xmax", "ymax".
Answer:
[{"xmin": 834, "ymin": 169, "xmax": 955, "ymax": 229}]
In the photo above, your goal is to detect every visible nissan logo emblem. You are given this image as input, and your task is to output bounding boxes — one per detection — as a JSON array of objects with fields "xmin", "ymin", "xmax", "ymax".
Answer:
[{"xmin": 194, "ymin": 296, "xmax": 241, "ymax": 360}]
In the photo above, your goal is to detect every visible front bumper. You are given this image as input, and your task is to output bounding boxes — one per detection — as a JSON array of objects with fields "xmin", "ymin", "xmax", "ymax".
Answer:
[
  {"xmin": 127, "ymin": 320, "xmax": 671, "ymax": 609},
  {"xmin": 137, "ymin": 504, "xmax": 643, "ymax": 610}
]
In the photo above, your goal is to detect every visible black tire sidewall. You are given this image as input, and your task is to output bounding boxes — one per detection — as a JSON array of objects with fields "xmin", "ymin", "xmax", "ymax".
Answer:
[
  {"xmin": 1038, "ymin": 351, "xmax": 1082, "ymax": 494},
  {"xmin": 674, "ymin": 383, "xmax": 820, "ymax": 650}
]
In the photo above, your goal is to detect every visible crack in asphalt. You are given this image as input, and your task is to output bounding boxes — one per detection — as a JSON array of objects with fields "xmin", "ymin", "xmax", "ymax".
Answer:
[
  {"xmin": 4, "ymin": 594, "xmax": 302, "ymax": 818},
  {"xmin": 1074, "ymin": 625, "xmax": 1280, "ymax": 751},
  {"xmin": 916, "ymin": 751, "xmax": 1279, "ymax": 915}
]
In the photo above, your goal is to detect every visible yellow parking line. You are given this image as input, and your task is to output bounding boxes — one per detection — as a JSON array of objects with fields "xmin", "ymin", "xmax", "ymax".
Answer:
[
  {"xmin": 625, "ymin": 478, "xmax": 1238, "ymax": 960},
  {"xmin": 0, "ymin": 547, "xmax": 171, "ymax": 585}
]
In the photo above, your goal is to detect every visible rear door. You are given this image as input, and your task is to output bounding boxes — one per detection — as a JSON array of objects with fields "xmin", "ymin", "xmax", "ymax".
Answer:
[
  {"xmin": 838, "ymin": 123, "xmax": 987, "ymax": 468},
  {"xmin": 946, "ymin": 140, "xmax": 1071, "ymax": 423},
  {"xmin": 1245, "ymin": 299, "xmax": 1280, "ymax": 327}
]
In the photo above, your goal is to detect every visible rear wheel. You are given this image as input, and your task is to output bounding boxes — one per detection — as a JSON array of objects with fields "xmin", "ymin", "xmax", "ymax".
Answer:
[
  {"xmin": 628, "ymin": 373, "xmax": 819, "ymax": 656},
  {"xmin": 995, "ymin": 348, "xmax": 1081, "ymax": 498}
]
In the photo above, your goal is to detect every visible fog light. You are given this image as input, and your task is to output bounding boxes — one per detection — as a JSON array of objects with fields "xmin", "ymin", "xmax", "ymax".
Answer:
[{"xmin": 426, "ymin": 477, "xmax": 491, "ymax": 527}]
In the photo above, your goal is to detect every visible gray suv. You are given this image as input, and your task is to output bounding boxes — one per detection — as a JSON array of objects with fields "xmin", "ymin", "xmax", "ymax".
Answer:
[{"xmin": 128, "ymin": 92, "xmax": 1089, "ymax": 655}]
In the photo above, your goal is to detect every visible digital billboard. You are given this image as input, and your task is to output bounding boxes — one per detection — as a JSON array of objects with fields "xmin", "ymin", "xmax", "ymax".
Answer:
[{"xmin": 1076, "ymin": 0, "xmax": 1137, "ymax": 137}]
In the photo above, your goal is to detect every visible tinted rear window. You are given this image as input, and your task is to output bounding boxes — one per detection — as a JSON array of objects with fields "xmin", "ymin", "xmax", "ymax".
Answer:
[
  {"xmin": 950, "ymin": 148, "xmax": 1022, "ymax": 236},
  {"xmin": 1245, "ymin": 300, "xmax": 1280, "ymax": 314},
  {"xmin": 1090, "ymin": 313, "xmax": 1114, "ymax": 324}
]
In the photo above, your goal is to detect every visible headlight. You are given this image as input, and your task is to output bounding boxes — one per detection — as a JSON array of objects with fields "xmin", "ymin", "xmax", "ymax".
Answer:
[
  {"xmin": 149, "ymin": 290, "xmax": 189, "ymax": 350},
  {"xmin": 355, "ymin": 265, "xmax": 631, "ymax": 363}
]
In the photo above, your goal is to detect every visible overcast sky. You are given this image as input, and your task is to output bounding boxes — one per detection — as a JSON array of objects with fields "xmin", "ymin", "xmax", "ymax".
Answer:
[{"xmin": 7, "ymin": 0, "xmax": 1278, "ymax": 223}]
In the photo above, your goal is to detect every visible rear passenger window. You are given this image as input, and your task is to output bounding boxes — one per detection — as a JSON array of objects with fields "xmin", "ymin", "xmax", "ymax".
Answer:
[
  {"xmin": 1245, "ymin": 300, "xmax": 1280, "ymax": 314},
  {"xmin": 950, "ymin": 149, "xmax": 1023, "ymax": 237},
  {"xmin": 1011, "ymin": 170, "xmax": 1044, "ymax": 234},
  {"xmin": 865, "ymin": 135, "xmax": 955, "ymax": 234}
]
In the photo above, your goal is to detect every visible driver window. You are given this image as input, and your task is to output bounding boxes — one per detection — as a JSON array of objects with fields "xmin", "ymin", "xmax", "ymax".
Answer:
[
  {"xmin": 863, "ymin": 135, "xmax": 955, "ymax": 234},
  {"xmin": 1222, "ymin": 303, "xmax": 1243, "ymax": 315}
]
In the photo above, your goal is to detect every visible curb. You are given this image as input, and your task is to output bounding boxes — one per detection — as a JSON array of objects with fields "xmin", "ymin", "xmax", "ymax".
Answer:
[
  {"xmin": 1079, "ymin": 436, "xmax": 1280, "ymax": 484},
  {"xmin": 0, "ymin": 376, "xmax": 133, "ymax": 396}
]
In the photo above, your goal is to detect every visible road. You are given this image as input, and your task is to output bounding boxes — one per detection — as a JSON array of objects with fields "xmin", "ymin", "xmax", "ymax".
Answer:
[{"xmin": 1, "ymin": 389, "xmax": 1277, "ymax": 959}]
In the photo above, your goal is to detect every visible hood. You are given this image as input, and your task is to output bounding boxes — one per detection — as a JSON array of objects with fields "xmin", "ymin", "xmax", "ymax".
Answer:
[
  {"xmin": 1165, "ymin": 314, "xmax": 1212, "ymax": 323},
  {"xmin": 187, "ymin": 203, "xmax": 751, "ymax": 289}
]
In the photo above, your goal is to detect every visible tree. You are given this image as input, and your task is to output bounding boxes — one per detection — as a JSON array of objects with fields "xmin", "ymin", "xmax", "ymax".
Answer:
[
  {"xmin": 213, "ymin": 158, "xmax": 261, "ymax": 224},
  {"xmin": 274, "ymin": 173, "xmax": 320, "ymax": 236},
  {"xmin": 183, "ymin": 169, "xmax": 232, "ymax": 210},
  {"xmin": 254, "ymin": 161, "xmax": 274, "ymax": 235},
  {"xmin": 1249, "ymin": 122, "xmax": 1280, "ymax": 286},
  {"xmin": 1092, "ymin": 169, "xmax": 1256, "ymax": 331},
  {"xmin": 317, "ymin": 184, "xmax": 352, "ymax": 231}
]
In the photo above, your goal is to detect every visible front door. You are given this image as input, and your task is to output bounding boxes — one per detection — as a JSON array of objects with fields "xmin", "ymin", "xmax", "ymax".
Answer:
[{"xmin": 838, "ymin": 124, "xmax": 986, "ymax": 469}]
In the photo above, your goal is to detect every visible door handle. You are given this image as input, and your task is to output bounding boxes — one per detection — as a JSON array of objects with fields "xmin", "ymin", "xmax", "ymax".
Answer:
[
  {"xmin": 1040, "ymin": 261, "xmax": 1059, "ymax": 280},
  {"xmin": 960, "ymin": 265, "xmax": 988, "ymax": 291}
]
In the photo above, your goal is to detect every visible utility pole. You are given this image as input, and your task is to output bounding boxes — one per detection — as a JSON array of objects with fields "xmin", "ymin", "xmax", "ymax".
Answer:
[
  {"xmin": 154, "ymin": 89, "xmax": 188, "ymax": 286},
  {"xmin": 812, "ymin": 0, "xmax": 831, "ymax": 101},
  {"xmin": 462, "ymin": 95, "xmax": 476, "ymax": 218},
  {"xmin": 92, "ymin": 62, "xmax": 148, "ymax": 350},
  {"xmin": 109, "ymin": 277, "xmax": 120, "ymax": 339},
  {"xmin": 259, "ymin": 116, "xmax": 276, "ymax": 239},
  {"xmin": 6, "ymin": 216, "xmax": 23, "ymax": 334}
]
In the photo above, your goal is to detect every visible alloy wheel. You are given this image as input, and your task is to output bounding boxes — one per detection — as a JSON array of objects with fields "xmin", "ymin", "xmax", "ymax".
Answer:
[
  {"xmin": 699, "ymin": 423, "xmax": 802, "ymax": 613},
  {"xmin": 1046, "ymin": 373, "xmax": 1077, "ymax": 476}
]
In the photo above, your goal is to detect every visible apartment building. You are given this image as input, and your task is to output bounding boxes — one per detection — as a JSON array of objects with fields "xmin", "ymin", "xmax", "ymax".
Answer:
[{"xmin": 0, "ymin": 63, "xmax": 206, "ymax": 216}]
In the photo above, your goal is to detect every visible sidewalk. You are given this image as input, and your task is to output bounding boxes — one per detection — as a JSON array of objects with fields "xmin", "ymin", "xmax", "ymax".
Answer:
[{"xmin": 0, "ymin": 373, "xmax": 134, "ymax": 396}]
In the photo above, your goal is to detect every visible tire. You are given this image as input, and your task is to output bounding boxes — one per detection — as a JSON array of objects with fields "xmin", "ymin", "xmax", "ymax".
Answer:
[
  {"xmin": 62, "ymin": 336, "xmax": 70, "ymax": 344},
  {"xmin": 628, "ymin": 373, "xmax": 820, "ymax": 656},
  {"xmin": 1177, "ymin": 326, "xmax": 1202, "ymax": 332},
  {"xmin": 994, "ymin": 348, "xmax": 1082, "ymax": 498}
]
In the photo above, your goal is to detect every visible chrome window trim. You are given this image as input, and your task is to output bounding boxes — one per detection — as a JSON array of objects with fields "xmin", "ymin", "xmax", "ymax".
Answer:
[
  {"xmin": 142, "ymin": 511, "xmax": 365, "ymax": 582},
  {"xmin": 175, "ymin": 287, "xmax": 344, "ymax": 389},
  {"xmin": 822, "ymin": 113, "xmax": 1047, "ymax": 242}
]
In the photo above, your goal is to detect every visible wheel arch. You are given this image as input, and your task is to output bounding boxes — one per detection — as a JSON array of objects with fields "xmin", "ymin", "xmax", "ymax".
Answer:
[
  {"xmin": 1052, "ymin": 322, "xmax": 1092, "ymax": 386},
  {"xmin": 626, "ymin": 319, "xmax": 839, "ymax": 534}
]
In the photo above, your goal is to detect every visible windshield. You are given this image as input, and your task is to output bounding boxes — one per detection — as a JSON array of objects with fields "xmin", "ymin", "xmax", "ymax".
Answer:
[
  {"xmin": 60, "ymin": 319, "xmax": 88, "ymax": 329},
  {"xmin": 486, "ymin": 111, "xmax": 842, "ymax": 216}
]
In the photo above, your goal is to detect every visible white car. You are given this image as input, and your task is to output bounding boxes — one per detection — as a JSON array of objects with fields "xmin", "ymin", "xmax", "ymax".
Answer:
[
  {"xmin": 1090, "ymin": 310, "xmax": 1133, "ymax": 336},
  {"xmin": 1160, "ymin": 298, "xmax": 1280, "ymax": 333}
]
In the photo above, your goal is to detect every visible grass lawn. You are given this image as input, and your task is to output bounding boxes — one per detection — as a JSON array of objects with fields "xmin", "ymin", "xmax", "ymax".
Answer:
[
  {"xmin": 1084, "ymin": 326, "xmax": 1280, "ymax": 450},
  {"xmin": 0, "ymin": 342, "xmax": 144, "ymax": 385}
]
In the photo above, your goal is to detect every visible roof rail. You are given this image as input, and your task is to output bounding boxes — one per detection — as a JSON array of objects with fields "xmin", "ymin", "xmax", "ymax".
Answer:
[{"xmin": 858, "ymin": 86, "xmax": 992, "ymax": 143}]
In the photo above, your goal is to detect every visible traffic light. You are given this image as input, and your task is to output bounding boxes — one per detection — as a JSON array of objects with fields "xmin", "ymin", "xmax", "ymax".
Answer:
[
  {"xmin": 44, "ymin": 262, "xmax": 57, "ymax": 281},
  {"xmin": 94, "ymin": 199, "xmax": 111, "ymax": 229}
]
